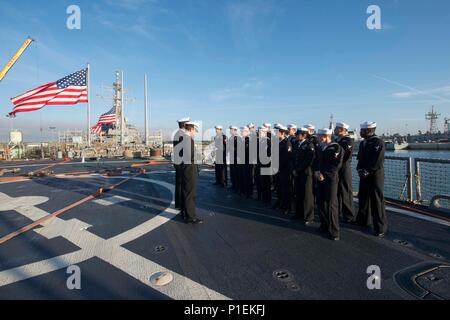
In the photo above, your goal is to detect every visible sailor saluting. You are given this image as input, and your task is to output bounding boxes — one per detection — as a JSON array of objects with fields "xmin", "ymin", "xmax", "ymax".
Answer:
[
  {"xmin": 173, "ymin": 117, "xmax": 190, "ymax": 218},
  {"xmin": 356, "ymin": 121, "xmax": 387, "ymax": 237},
  {"xmin": 182, "ymin": 121, "xmax": 203, "ymax": 224}
]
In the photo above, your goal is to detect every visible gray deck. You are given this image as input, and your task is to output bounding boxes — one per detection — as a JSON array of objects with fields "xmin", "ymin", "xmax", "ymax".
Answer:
[{"xmin": 0, "ymin": 160, "xmax": 449, "ymax": 300}]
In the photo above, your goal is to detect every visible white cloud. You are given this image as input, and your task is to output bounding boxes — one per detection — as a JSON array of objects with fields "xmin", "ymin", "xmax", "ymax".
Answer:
[
  {"xmin": 393, "ymin": 85, "xmax": 450, "ymax": 98},
  {"xmin": 210, "ymin": 79, "xmax": 265, "ymax": 102}
]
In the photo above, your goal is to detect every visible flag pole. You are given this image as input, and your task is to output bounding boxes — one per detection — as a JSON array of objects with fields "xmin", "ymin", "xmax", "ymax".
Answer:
[
  {"xmin": 87, "ymin": 63, "xmax": 91, "ymax": 147},
  {"xmin": 121, "ymin": 70, "xmax": 125, "ymax": 146},
  {"xmin": 144, "ymin": 74, "xmax": 148, "ymax": 146}
]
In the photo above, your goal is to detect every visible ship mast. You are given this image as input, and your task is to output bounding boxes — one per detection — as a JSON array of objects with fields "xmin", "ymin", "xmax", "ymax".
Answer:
[{"xmin": 425, "ymin": 106, "xmax": 441, "ymax": 134}]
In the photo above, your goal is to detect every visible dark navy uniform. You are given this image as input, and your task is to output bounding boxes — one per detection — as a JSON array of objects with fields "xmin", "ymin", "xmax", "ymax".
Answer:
[
  {"xmin": 309, "ymin": 135, "xmax": 320, "ymax": 172},
  {"xmin": 336, "ymin": 135, "xmax": 355, "ymax": 222},
  {"xmin": 356, "ymin": 135, "xmax": 387, "ymax": 234},
  {"xmin": 182, "ymin": 136, "xmax": 199, "ymax": 222},
  {"xmin": 288, "ymin": 135, "xmax": 298, "ymax": 201},
  {"xmin": 239, "ymin": 136, "xmax": 253, "ymax": 197},
  {"xmin": 229, "ymin": 135, "xmax": 240, "ymax": 192},
  {"xmin": 308, "ymin": 134, "xmax": 320, "ymax": 201},
  {"xmin": 214, "ymin": 134, "xmax": 227, "ymax": 186},
  {"xmin": 278, "ymin": 137, "xmax": 293, "ymax": 213},
  {"xmin": 173, "ymin": 129, "xmax": 185, "ymax": 211},
  {"xmin": 259, "ymin": 135, "xmax": 272, "ymax": 204},
  {"xmin": 317, "ymin": 142, "xmax": 343, "ymax": 238},
  {"xmin": 293, "ymin": 139, "xmax": 316, "ymax": 222}
]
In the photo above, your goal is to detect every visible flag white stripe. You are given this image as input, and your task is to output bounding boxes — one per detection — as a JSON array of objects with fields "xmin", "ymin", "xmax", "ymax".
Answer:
[
  {"xmin": 14, "ymin": 96, "xmax": 88, "ymax": 109},
  {"xmin": 13, "ymin": 88, "xmax": 87, "ymax": 105},
  {"xmin": 11, "ymin": 83, "xmax": 54, "ymax": 104}
]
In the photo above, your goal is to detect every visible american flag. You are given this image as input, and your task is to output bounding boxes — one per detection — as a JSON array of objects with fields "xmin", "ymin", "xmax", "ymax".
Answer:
[
  {"xmin": 92, "ymin": 107, "xmax": 117, "ymax": 135},
  {"xmin": 8, "ymin": 69, "xmax": 88, "ymax": 117}
]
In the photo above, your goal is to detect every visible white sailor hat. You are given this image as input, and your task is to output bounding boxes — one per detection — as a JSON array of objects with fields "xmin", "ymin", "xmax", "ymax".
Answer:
[
  {"xmin": 215, "ymin": 125, "xmax": 223, "ymax": 130},
  {"xmin": 335, "ymin": 122, "xmax": 350, "ymax": 130},
  {"xmin": 258, "ymin": 126, "xmax": 268, "ymax": 132},
  {"xmin": 247, "ymin": 123, "xmax": 256, "ymax": 129},
  {"xmin": 360, "ymin": 121, "xmax": 377, "ymax": 129},
  {"xmin": 240, "ymin": 126, "xmax": 249, "ymax": 131},
  {"xmin": 229, "ymin": 125, "xmax": 238, "ymax": 130},
  {"xmin": 186, "ymin": 121, "xmax": 200, "ymax": 128},
  {"xmin": 305, "ymin": 124, "xmax": 315, "ymax": 130},
  {"xmin": 318, "ymin": 128, "xmax": 333, "ymax": 135},
  {"xmin": 287, "ymin": 124, "xmax": 297, "ymax": 130},
  {"xmin": 263, "ymin": 123, "xmax": 272, "ymax": 128},
  {"xmin": 297, "ymin": 127, "xmax": 309, "ymax": 134},
  {"xmin": 185, "ymin": 121, "xmax": 199, "ymax": 129},
  {"xmin": 278, "ymin": 125, "xmax": 288, "ymax": 131},
  {"xmin": 177, "ymin": 117, "xmax": 190, "ymax": 123},
  {"xmin": 274, "ymin": 123, "xmax": 283, "ymax": 129}
]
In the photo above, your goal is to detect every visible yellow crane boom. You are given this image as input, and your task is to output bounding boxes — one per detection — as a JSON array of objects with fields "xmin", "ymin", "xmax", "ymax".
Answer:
[{"xmin": 0, "ymin": 36, "xmax": 33, "ymax": 82}]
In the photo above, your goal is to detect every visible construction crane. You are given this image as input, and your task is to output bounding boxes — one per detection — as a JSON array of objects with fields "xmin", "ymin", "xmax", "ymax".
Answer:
[{"xmin": 0, "ymin": 37, "xmax": 34, "ymax": 82}]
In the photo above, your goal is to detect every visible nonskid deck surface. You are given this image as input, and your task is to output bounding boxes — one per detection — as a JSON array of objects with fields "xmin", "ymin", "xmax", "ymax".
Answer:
[{"xmin": 0, "ymin": 160, "xmax": 449, "ymax": 300}]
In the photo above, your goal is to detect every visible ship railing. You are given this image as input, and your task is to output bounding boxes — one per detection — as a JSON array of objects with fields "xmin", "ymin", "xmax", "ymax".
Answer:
[{"xmin": 351, "ymin": 155, "xmax": 450, "ymax": 210}]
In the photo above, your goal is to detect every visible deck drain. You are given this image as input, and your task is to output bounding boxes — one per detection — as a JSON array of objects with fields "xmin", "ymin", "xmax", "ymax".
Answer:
[
  {"xmin": 273, "ymin": 270, "xmax": 293, "ymax": 282},
  {"xmin": 426, "ymin": 274, "xmax": 440, "ymax": 282},
  {"xmin": 429, "ymin": 253, "xmax": 444, "ymax": 259},
  {"xmin": 287, "ymin": 282, "xmax": 301, "ymax": 292},
  {"xmin": 393, "ymin": 239, "xmax": 412, "ymax": 247},
  {"xmin": 149, "ymin": 271, "xmax": 173, "ymax": 286},
  {"xmin": 155, "ymin": 245, "xmax": 166, "ymax": 253}
]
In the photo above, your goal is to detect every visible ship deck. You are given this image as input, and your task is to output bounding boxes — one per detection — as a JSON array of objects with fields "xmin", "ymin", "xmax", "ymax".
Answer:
[{"xmin": 0, "ymin": 160, "xmax": 449, "ymax": 300}]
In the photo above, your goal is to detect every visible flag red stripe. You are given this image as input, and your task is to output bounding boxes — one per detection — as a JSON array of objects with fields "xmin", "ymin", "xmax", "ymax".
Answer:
[
  {"xmin": 11, "ymin": 83, "xmax": 55, "ymax": 105},
  {"xmin": 13, "ymin": 95, "xmax": 88, "ymax": 108}
]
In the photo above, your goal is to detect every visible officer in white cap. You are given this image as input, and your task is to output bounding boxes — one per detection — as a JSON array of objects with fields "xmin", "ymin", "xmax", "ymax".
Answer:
[
  {"xmin": 275, "ymin": 125, "xmax": 293, "ymax": 214},
  {"xmin": 182, "ymin": 121, "xmax": 202, "ymax": 224},
  {"xmin": 173, "ymin": 117, "xmax": 190, "ymax": 215},
  {"xmin": 316, "ymin": 128, "xmax": 343, "ymax": 240},
  {"xmin": 213, "ymin": 125, "xmax": 227, "ymax": 187},
  {"xmin": 292, "ymin": 127, "xmax": 316, "ymax": 224},
  {"xmin": 356, "ymin": 121, "xmax": 387, "ymax": 237},
  {"xmin": 334, "ymin": 122, "xmax": 356, "ymax": 223},
  {"xmin": 228, "ymin": 126, "xmax": 240, "ymax": 192}
]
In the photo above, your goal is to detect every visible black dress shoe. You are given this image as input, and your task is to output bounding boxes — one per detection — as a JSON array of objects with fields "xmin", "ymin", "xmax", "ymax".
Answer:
[
  {"xmin": 375, "ymin": 232, "xmax": 385, "ymax": 238},
  {"xmin": 304, "ymin": 221, "xmax": 313, "ymax": 226},
  {"xmin": 331, "ymin": 236, "xmax": 340, "ymax": 241},
  {"xmin": 188, "ymin": 218, "xmax": 203, "ymax": 224}
]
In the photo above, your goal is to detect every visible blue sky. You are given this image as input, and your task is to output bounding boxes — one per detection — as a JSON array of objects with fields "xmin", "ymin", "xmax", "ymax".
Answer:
[{"xmin": 1, "ymin": 0, "xmax": 450, "ymax": 141}]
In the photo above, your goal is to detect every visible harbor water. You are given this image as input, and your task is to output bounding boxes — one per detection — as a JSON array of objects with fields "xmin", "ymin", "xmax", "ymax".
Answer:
[{"xmin": 351, "ymin": 150, "xmax": 450, "ymax": 208}]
